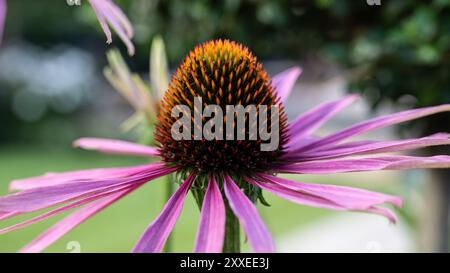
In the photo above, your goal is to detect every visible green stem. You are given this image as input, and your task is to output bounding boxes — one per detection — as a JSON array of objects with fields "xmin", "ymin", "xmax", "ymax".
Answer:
[
  {"xmin": 223, "ymin": 203, "xmax": 240, "ymax": 253},
  {"xmin": 163, "ymin": 174, "xmax": 174, "ymax": 253}
]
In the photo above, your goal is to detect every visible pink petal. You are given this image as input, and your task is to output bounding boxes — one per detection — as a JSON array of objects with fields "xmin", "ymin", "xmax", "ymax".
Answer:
[
  {"xmin": 248, "ymin": 177, "xmax": 344, "ymax": 211},
  {"xmin": 194, "ymin": 177, "xmax": 226, "ymax": 253},
  {"xmin": 0, "ymin": 163, "xmax": 174, "ymax": 213},
  {"xmin": 10, "ymin": 163, "xmax": 162, "ymax": 191},
  {"xmin": 95, "ymin": 0, "xmax": 135, "ymax": 55},
  {"xmin": 223, "ymin": 175, "xmax": 274, "ymax": 253},
  {"xmin": 297, "ymin": 104, "xmax": 450, "ymax": 152},
  {"xmin": 73, "ymin": 137, "xmax": 160, "ymax": 157},
  {"xmin": 0, "ymin": 211, "xmax": 19, "ymax": 221},
  {"xmin": 0, "ymin": 0, "xmax": 5, "ymax": 43},
  {"xmin": 88, "ymin": 0, "xmax": 112, "ymax": 43},
  {"xmin": 256, "ymin": 174, "xmax": 402, "ymax": 208},
  {"xmin": 88, "ymin": 0, "xmax": 135, "ymax": 55},
  {"xmin": 105, "ymin": 0, "xmax": 133, "ymax": 38},
  {"xmin": 132, "ymin": 173, "xmax": 195, "ymax": 253},
  {"xmin": 374, "ymin": 155, "xmax": 450, "ymax": 170},
  {"xmin": 20, "ymin": 186, "xmax": 136, "ymax": 253},
  {"xmin": 288, "ymin": 139, "xmax": 375, "ymax": 155},
  {"xmin": 0, "ymin": 183, "xmax": 136, "ymax": 235},
  {"xmin": 283, "ymin": 135, "xmax": 322, "ymax": 151},
  {"xmin": 274, "ymin": 158, "xmax": 390, "ymax": 174},
  {"xmin": 288, "ymin": 95, "xmax": 359, "ymax": 145},
  {"xmin": 274, "ymin": 155, "xmax": 450, "ymax": 174},
  {"xmin": 272, "ymin": 67, "xmax": 302, "ymax": 103},
  {"xmin": 1, "ymin": 181, "xmax": 120, "ymax": 213},
  {"xmin": 285, "ymin": 133, "xmax": 450, "ymax": 161},
  {"xmin": 249, "ymin": 175, "xmax": 399, "ymax": 223},
  {"xmin": 366, "ymin": 206, "xmax": 398, "ymax": 223}
]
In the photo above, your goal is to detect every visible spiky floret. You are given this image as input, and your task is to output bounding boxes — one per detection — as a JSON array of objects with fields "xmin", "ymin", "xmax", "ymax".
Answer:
[{"xmin": 156, "ymin": 40, "xmax": 288, "ymax": 176}]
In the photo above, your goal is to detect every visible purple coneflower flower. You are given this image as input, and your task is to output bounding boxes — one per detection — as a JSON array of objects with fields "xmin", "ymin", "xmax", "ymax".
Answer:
[
  {"xmin": 1, "ymin": 40, "xmax": 450, "ymax": 253},
  {"xmin": 0, "ymin": 0, "xmax": 134, "ymax": 55}
]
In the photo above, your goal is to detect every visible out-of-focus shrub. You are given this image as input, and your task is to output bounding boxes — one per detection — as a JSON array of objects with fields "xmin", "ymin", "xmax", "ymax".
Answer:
[{"xmin": 128, "ymin": 0, "xmax": 449, "ymax": 115}]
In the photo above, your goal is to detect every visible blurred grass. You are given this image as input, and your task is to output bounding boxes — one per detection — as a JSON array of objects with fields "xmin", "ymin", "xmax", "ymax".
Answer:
[{"xmin": 0, "ymin": 144, "xmax": 401, "ymax": 253}]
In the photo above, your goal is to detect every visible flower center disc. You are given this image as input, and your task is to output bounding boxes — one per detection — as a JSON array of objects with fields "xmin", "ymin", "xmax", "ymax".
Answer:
[{"xmin": 156, "ymin": 40, "xmax": 288, "ymax": 175}]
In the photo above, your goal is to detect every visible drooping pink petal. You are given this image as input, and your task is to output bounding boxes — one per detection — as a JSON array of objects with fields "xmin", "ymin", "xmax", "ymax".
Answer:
[
  {"xmin": 223, "ymin": 175, "xmax": 275, "ymax": 253},
  {"xmin": 104, "ymin": 0, "xmax": 133, "ymax": 38},
  {"xmin": 274, "ymin": 155, "xmax": 450, "ymax": 174},
  {"xmin": 20, "ymin": 186, "xmax": 137, "ymax": 253},
  {"xmin": 272, "ymin": 67, "xmax": 302, "ymax": 103},
  {"xmin": 0, "ymin": 183, "xmax": 136, "ymax": 235},
  {"xmin": 256, "ymin": 174, "xmax": 402, "ymax": 208},
  {"xmin": 133, "ymin": 173, "xmax": 196, "ymax": 253},
  {"xmin": 0, "ymin": 211, "xmax": 19, "ymax": 221},
  {"xmin": 366, "ymin": 206, "xmax": 398, "ymax": 223},
  {"xmin": 285, "ymin": 133, "xmax": 450, "ymax": 161},
  {"xmin": 95, "ymin": 0, "xmax": 135, "ymax": 56},
  {"xmin": 194, "ymin": 177, "xmax": 226, "ymax": 253},
  {"xmin": 0, "ymin": 163, "xmax": 174, "ymax": 213},
  {"xmin": 296, "ymin": 104, "xmax": 450, "ymax": 152},
  {"xmin": 1, "ymin": 181, "xmax": 120, "ymax": 213},
  {"xmin": 73, "ymin": 137, "xmax": 160, "ymax": 157},
  {"xmin": 248, "ymin": 175, "xmax": 399, "ymax": 223},
  {"xmin": 287, "ymin": 95, "xmax": 359, "ymax": 145},
  {"xmin": 88, "ymin": 0, "xmax": 112, "ymax": 43},
  {"xmin": 10, "ymin": 163, "xmax": 163, "ymax": 191},
  {"xmin": 88, "ymin": 0, "xmax": 135, "ymax": 56},
  {"xmin": 0, "ymin": 0, "xmax": 6, "ymax": 43}
]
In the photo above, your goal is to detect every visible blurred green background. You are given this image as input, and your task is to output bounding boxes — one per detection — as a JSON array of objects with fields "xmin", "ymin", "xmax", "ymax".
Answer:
[{"xmin": 0, "ymin": 0, "xmax": 449, "ymax": 252}]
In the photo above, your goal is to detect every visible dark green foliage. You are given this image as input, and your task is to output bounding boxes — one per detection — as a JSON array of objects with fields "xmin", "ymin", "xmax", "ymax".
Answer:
[{"xmin": 127, "ymin": 0, "xmax": 449, "ymax": 117}]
